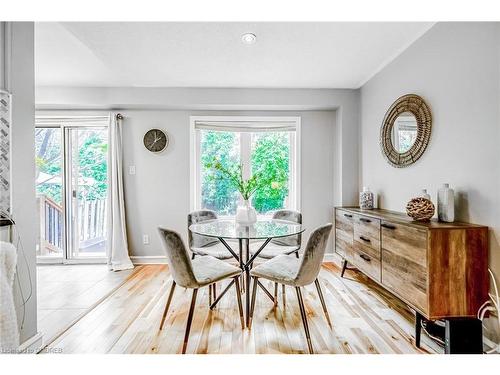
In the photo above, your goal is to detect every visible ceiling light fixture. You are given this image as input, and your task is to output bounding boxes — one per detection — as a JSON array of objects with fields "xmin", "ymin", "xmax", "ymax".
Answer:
[{"xmin": 241, "ymin": 33, "xmax": 257, "ymax": 45}]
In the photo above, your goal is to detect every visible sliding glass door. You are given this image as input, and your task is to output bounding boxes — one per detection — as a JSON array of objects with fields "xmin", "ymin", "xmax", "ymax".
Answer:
[
  {"xmin": 35, "ymin": 118, "xmax": 109, "ymax": 263},
  {"xmin": 66, "ymin": 127, "xmax": 108, "ymax": 259},
  {"xmin": 35, "ymin": 127, "xmax": 64, "ymax": 259}
]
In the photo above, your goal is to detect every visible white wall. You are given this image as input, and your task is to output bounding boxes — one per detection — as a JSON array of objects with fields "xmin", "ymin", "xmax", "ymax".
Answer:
[
  {"xmin": 360, "ymin": 22, "xmax": 500, "ymax": 278},
  {"xmin": 1, "ymin": 22, "xmax": 38, "ymax": 345}
]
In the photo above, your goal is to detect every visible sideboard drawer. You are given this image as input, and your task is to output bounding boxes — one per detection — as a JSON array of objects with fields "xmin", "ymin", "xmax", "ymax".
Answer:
[
  {"xmin": 335, "ymin": 228, "xmax": 352, "ymax": 257},
  {"xmin": 347, "ymin": 246, "xmax": 381, "ymax": 282},
  {"xmin": 335, "ymin": 209, "xmax": 354, "ymax": 257},
  {"xmin": 353, "ymin": 235, "xmax": 380, "ymax": 260},
  {"xmin": 354, "ymin": 214, "xmax": 380, "ymax": 240},
  {"xmin": 336, "ymin": 209, "xmax": 354, "ymax": 233},
  {"xmin": 381, "ymin": 221, "xmax": 428, "ymax": 314},
  {"xmin": 353, "ymin": 214, "xmax": 381, "ymax": 259}
]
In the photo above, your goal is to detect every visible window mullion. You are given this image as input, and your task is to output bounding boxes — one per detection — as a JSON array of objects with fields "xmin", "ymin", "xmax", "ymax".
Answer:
[{"xmin": 240, "ymin": 132, "xmax": 251, "ymax": 180}]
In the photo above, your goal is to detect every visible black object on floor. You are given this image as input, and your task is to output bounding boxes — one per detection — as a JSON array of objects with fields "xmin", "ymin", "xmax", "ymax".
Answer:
[{"xmin": 445, "ymin": 318, "xmax": 483, "ymax": 354}]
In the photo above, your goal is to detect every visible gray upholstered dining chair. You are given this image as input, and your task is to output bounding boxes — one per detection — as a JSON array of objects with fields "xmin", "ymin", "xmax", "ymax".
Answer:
[
  {"xmin": 157, "ymin": 227, "xmax": 244, "ymax": 354},
  {"xmin": 249, "ymin": 223, "xmax": 333, "ymax": 354},
  {"xmin": 249, "ymin": 209, "xmax": 302, "ymax": 259},
  {"xmin": 188, "ymin": 210, "xmax": 236, "ymax": 302},
  {"xmin": 188, "ymin": 210, "xmax": 234, "ymax": 260}
]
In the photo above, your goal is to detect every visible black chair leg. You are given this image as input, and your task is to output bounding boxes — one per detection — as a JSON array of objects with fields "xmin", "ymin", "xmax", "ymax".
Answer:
[
  {"xmin": 213, "ymin": 283, "xmax": 217, "ymax": 301},
  {"xmin": 295, "ymin": 286, "xmax": 314, "ymax": 354},
  {"xmin": 159, "ymin": 280, "xmax": 176, "ymax": 330},
  {"xmin": 209, "ymin": 284, "xmax": 213, "ymax": 306},
  {"xmin": 415, "ymin": 311, "xmax": 423, "ymax": 348},
  {"xmin": 191, "ymin": 253, "xmax": 196, "ymax": 260},
  {"xmin": 314, "ymin": 278, "xmax": 332, "ymax": 328},
  {"xmin": 340, "ymin": 259, "xmax": 348, "ymax": 278},
  {"xmin": 181, "ymin": 288, "xmax": 198, "ymax": 354},
  {"xmin": 295, "ymin": 252, "xmax": 299, "ymax": 259},
  {"xmin": 282, "ymin": 284, "xmax": 286, "ymax": 308},
  {"xmin": 274, "ymin": 282, "xmax": 278, "ymax": 306},
  {"xmin": 248, "ymin": 277, "xmax": 259, "ymax": 329},
  {"xmin": 234, "ymin": 277, "xmax": 245, "ymax": 329}
]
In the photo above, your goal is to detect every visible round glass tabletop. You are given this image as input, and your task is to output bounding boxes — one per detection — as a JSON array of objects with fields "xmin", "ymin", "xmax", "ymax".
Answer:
[{"xmin": 189, "ymin": 219, "xmax": 305, "ymax": 240}]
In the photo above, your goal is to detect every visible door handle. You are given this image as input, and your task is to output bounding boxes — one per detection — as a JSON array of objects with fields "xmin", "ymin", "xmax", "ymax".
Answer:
[
  {"xmin": 381, "ymin": 223, "xmax": 396, "ymax": 230},
  {"xmin": 359, "ymin": 236, "xmax": 371, "ymax": 243},
  {"xmin": 359, "ymin": 253, "xmax": 371, "ymax": 262},
  {"xmin": 343, "ymin": 213, "xmax": 353, "ymax": 218},
  {"xmin": 359, "ymin": 217, "xmax": 372, "ymax": 223}
]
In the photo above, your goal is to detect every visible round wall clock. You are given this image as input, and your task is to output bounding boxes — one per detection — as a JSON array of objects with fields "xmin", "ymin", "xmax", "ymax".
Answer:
[{"xmin": 143, "ymin": 128, "xmax": 169, "ymax": 153}]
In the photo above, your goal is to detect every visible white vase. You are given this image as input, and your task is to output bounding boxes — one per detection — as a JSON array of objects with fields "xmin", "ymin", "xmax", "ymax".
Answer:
[
  {"xmin": 421, "ymin": 189, "xmax": 431, "ymax": 200},
  {"xmin": 235, "ymin": 200, "xmax": 257, "ymax": 225},
  {"xmin": 437, "ymin": 183, "xmax": 455, "ymax": 222}
]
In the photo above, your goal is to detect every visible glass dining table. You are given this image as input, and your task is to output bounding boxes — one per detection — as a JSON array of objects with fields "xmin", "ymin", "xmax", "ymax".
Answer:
[{"xmin": 189, "ymin": 218, "xmax": 305, "ymax": 328}]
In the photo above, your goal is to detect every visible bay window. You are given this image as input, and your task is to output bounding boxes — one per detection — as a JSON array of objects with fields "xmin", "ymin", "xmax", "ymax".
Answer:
[{"xmin": 190, "ymin": 116, "xmax": 300, "ymax": 217}]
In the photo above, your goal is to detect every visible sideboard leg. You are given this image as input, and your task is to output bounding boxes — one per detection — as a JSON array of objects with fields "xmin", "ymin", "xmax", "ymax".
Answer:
[
  {"xmin": 415, "ymin": 311, "xmax": 423, "ymax": 348},
  {"xmin": 340, "ymin": 259, "xmax": 348, "ymax": 278}
]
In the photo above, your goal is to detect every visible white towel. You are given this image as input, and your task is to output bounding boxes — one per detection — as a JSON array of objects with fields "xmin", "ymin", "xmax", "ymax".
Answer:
[{"xmin": 0, "ymin": 241, "xmax": 19, "ymax": 352}]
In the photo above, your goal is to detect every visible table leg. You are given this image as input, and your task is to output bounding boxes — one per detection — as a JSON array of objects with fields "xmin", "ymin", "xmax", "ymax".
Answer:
[
  {"xmin": 245, "ymin": 238, "xmax": 251, "ymax": 328},
  {"xmin": 239, "ymin": 238, "xmax": 244, "ymax": 294}
]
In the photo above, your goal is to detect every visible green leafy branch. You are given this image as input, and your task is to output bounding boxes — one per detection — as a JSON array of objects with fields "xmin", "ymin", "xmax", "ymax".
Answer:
[{"xmin": 205, "ymin": 158, "xmax": 282, "ymax": 201}]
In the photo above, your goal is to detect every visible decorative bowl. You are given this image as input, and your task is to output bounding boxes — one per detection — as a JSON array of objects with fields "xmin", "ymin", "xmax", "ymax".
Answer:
[{"xmin": 406, "ymin": 197, "xmax": 435, "ymax": 221}]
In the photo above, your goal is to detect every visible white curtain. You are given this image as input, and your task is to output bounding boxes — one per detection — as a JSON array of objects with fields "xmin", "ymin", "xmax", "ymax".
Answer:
[{"xmin": 106, "ymin": 113, "xmax": 134, "ymax": 271}]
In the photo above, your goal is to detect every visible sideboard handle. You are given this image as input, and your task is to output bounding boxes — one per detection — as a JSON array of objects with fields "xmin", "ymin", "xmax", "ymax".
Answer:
[
  {"xmin": 343, "ymin": 213, "xmax": 353, "ymax": 218},
  {"xmin": 359, "ymin": 254, "xmax": 371, "ymax": 262},
  {"xmin": 359, "ymin": 236, "xmax": 371, "ymax": 243},
  {"xmin": 381, "ymin": 223, "xmax": 396, "ymax": 230},
  {"xmin": 359, "ymin": 218, "xmax": 372, "ymax": 223}
]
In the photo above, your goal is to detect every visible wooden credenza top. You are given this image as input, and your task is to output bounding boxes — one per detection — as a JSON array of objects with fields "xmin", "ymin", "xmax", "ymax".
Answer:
[{"xmin": 336, "ymin": 207, "xmax": 487, "ymax": 230}]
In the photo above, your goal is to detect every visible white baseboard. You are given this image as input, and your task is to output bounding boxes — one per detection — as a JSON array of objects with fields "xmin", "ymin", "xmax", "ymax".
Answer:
[
  {"xmin": 323, "ymin": 253, "xmax": 335, "ymax": 262},
  {"xmin": 130, "ymin": 255, "xmax": 168, "ymax": 264},
  {"xmin": 18, "ymin": 332, "xmax": 43, "ymax": 354}
]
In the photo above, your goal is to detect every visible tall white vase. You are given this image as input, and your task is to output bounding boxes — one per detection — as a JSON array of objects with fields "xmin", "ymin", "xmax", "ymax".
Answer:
[
  {"xmin": 235, "ymin": 199, "xmax": 257, "ymax": 225},
  {"xmin": 437, "ymin": 183, "xmax": 455, "ymax": 222}
]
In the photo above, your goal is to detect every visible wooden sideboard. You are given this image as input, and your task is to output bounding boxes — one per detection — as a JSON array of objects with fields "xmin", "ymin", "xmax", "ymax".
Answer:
[{"xmin": 334, "ymin": 207, "xmax": 489, "ymax": 348}]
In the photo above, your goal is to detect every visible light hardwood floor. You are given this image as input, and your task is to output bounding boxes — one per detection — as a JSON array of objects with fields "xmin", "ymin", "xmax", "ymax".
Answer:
[
  {"xmin": 42, "ymin": 263, "xmax": 440, "ymax": 354},
  {"xmin": 37, "ymin": 264, "xmax": 135, "ymax": 346}
]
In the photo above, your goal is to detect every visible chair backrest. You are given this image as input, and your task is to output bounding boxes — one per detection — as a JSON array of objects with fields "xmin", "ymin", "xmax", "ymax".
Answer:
[
  {"xmin": 295, "ymin": 223, "xmax": 333, "ymax": 286},
  {"xmin": 188, "ymin": 210, "xmax": 219, "ymax": 249},
  {"xmin": 271, "ymin": 209, "xmax": 302, "ymax": 247},
  {"xmin": 158, "ymin": 227, "xmax": 198, "ymax": 288}
]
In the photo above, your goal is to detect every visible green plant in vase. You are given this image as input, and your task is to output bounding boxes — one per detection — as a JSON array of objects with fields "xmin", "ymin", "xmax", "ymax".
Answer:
[{"xmin": 205, "ymin": 158, "xmax": 285, "ymax": 224}]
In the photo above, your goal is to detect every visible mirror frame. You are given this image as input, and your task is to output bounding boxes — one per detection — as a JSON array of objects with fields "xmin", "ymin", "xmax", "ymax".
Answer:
[{"xmin": 380, "ymin": 94, "xmax": 432, "ymax": 168}]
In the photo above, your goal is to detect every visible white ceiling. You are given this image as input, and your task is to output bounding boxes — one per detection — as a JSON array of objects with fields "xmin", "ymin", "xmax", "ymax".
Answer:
[{"xmin": 35, "ymin": 22, "xmax": 434, "ymax": 89}]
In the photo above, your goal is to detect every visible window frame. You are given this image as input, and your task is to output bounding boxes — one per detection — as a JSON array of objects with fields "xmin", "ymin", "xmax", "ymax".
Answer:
[{"xmin": 189, "ymin": 116, "xmax": 301, "ymax": 216}]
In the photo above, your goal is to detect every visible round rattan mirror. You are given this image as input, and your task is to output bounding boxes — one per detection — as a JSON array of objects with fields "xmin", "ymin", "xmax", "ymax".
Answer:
[{"xmin": 380, "ymin": 94, "xmax": 432, "ymax": 168}]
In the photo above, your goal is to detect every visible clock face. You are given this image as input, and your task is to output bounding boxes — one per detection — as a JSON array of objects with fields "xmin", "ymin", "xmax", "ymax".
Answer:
[{"xmin": 143, "ymin": 129, "xmax": 168, "ymax": 153}]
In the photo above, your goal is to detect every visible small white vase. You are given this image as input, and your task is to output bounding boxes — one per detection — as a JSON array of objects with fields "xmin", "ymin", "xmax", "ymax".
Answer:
[
  {"xmin": 437, "ymin": 183, "xmax": 455, "ymax": 222},
  {"xmin": 235, "ymin": 200, "xmax": 257, "ymax": 225},
  {"xmin": 421, "ymin": 189, "xmax": 431, "ymax": 200}
]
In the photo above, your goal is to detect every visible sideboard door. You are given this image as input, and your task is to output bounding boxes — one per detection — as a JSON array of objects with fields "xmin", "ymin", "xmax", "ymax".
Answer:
[{"xmin": 381, "ymin": 221, "xmax": 429, "ymax": 315}]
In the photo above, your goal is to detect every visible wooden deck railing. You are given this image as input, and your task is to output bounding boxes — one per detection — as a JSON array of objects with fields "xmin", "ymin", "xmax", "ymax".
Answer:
[
  {"xmin": 37, "ymin": 194, "xmax": 107, "ymax": 256},
  {"xmin": 37, "ymin": 194, "xmax": 63, "ymax": 255}
]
